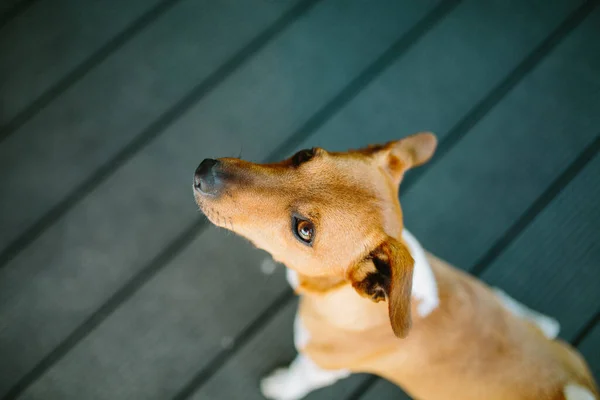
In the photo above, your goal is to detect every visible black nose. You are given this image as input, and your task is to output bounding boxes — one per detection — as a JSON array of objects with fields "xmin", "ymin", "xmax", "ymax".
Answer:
[{"xmin": 194, "ymin": 158, "xmax": 221, "ymax": 195}]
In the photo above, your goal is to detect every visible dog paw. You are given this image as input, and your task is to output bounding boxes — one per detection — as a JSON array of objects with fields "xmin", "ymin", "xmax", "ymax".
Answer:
[{"xmin": 260, "ymin": 368, "xmax": 307, "ymax": 400}]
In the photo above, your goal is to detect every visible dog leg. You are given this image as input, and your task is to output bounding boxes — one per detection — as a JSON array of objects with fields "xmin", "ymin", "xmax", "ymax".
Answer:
[
  {"xmin": 492, "ymin": 288, "xmax": 560, "ymax": 340},
  {"xmin": 260, "ymin": 353, "xmax": 351, "ymax": 400}
]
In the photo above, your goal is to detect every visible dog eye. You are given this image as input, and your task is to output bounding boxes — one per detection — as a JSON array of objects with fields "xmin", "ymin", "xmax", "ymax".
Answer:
[
  {"xmin": 291, "ymin": 148, "xmax": 315, "ymax": 166},
  {"xmin": 293, "ymin": 217, "xmax": 315, "ymax": 245}
]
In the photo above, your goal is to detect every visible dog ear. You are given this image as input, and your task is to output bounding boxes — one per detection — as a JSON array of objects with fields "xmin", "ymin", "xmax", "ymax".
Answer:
[
  {"xmin": 349, "ymin": 236, "xmax": 414, "ymax": 338},
  {"xmin": 379, "ymin": 132, "xmax": 437, "ymax": 183}
]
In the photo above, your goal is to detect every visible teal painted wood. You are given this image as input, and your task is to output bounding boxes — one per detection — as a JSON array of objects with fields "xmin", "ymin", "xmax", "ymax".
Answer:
[
  {"xmin": 0, "ymin": 0, "xmax": 305, "ymax": 395},
  {"xmin": 359, "ymin": 6, "xmax": 600, "ymax": 399},
  {"xmin": 20, "ymin": 230, "xmax": 291, "ymax": 400},
  {"xmin": 0, "ymin": 0, "xmax": 597, "ymax": 399},
  {"xmin": 261, "ymin": 0, "xmax": 594, "ymax": 398},
  {"xmin": 290, "ymin": 0, "xmax": 583, "ymax": 156},
  {"xmin": 396, "ymin": 5, "xmax": 600, "ymax": 272},
  {"xmin": 579, "ymin": 320, "xmax": 600, "ymax": 381},
  {"xmin": 0, "ymin": 0, "xmax": 296, "ymax": 261},
  {"xmin": 0, "ymin": 0, "xmax": 440, "ymax": 398},
  {"xmin": 0, "ymin": 0, "xmax": 166, "ymax": 128},
  {"xmin": 481, "ymin": 153, "xmax": 600, "ymax": 342},
  {"xmin": 360, "ymin": 380, "xmax": 413, "ymax": 400},
  {"xmin": 190, "ymin": 300, "xmax": 373, "ymax": 400},
  {"xmin": 361, "ymin": 153, "xmax": 600, "ymax": 399}
]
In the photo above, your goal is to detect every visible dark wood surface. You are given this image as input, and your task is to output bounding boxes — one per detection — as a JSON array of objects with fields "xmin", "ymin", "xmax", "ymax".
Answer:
[{"xmin": 0, "ymin": 0, "xmax": 598, "ymax": 399}]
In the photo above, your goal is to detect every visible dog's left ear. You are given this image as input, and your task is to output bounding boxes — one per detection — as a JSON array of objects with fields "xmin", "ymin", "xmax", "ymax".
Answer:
[
  {"xmin": 349, "ymin": 236, "xmax": 414, "ymax": 338},
  {"xmin": 378, "ymin": 132, "xmax": 438, "ymax": 184}
]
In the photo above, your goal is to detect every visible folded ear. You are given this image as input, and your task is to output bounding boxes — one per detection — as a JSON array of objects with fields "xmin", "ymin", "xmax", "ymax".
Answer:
[
  {"xmin": 379, "ymin": 132, "xmax": 437, "ymax": 183},
  {"xmin": 349, "ymin": 236, "xmax": 414, "ymax": 338}
]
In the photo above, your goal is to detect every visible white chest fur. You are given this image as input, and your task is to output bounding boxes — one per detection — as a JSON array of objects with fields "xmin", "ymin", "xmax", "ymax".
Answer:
[{"xmin": 401, "ymin": 228, "xmax": 439, "ymax": 317}]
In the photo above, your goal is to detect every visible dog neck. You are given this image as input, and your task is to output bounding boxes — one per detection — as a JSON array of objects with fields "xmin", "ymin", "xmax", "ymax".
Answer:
[{"xmin": 286, "ymin": 228, "xmax": 439, "ymax": 318}]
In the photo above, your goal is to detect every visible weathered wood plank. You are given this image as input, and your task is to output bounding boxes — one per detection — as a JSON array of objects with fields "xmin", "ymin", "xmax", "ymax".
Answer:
[
  {"xmin": 0, "ymin": 0, "xmax": 165, "ymax": 127},
  {"xmin": 0, "ymin": 0, "xmax": 440, "ymax": 398},
  {"xmin": 0, "ymin": 0, "xmax": 296, "ymax": 259}
]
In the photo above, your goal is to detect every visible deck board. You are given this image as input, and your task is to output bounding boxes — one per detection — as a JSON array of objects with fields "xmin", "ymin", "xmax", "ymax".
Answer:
[
  {"xmin": 0, "ymin": 0, "xmax": 165, "ymax": 129},
  {"xmin": 189, "ymin": 300, "xmax": 372, "ymax": 400},
  {"xmin": 0, "ymin": 0, "xmax": 598, "ymax": 399},
  {"xmin": 360, "ymin": 152, "xmax": 600, "ymax": 399},
  {"xmin": 481, "ymin": 152, "xmax": 600, "ymax": 341},
  {"xmin": 270, "ymin": 0, "xmax": 596, "ymax": 397},
  {"xmin": 397, "ymin": 4, "xmax": 600, "ymax": 271},
  {"xmin": 0, "ymin": 0, "xmax": 302, "ymax": 393},
  {"xmin": 0, "ymin": 0, "xmax": 296, "ymax": 260},
  {"xmin": 289, "ymin": 0, "xmax": 581, "ymax": 154},
  {"xmin": 360, "ymin": 380, "xmax": 412, "ymax": 400},
  {"xmin": 358, "ymin": 6, "xmax": 600, "ymax": 398},
  {"xmin": 177, "ymin": 0, "xmax": 597, "ymax": 398},
  {"xmin": 21, "ymin": 229, "xmax": 290, "ymax": 400},
  {"xmin": 0, "ymin": 0, "xmax": 440, "ymax": 397},
  {"xmin": 579, "ymin": 320, "xmax": 600, "ymax": 380}
]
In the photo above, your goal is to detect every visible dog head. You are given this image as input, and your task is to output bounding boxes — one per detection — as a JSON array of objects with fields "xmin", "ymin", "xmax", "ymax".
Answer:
[{"xmin": 193, "ymin": 132, "xmax": 437, "ymax": 338}]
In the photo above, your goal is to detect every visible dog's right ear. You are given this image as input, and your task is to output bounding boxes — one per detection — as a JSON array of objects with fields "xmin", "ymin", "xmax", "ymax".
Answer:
[
  {"xmin": 370, "ymin": 132, "xmax": 437, "ymax": 185},
  {"xmin": 348, "ymin": 236, "xmax": 415, "ymax": 338}
]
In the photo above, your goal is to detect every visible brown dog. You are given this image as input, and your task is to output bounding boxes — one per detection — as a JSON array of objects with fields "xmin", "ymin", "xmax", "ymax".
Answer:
[{"xmin": 193, "ymin": 132, "xmax": 598, "ymax": 400}]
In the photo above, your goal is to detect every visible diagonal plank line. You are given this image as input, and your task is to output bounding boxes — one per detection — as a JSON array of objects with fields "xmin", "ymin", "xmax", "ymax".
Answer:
[
  {"xmin": 6, "ymin": 0, "xmax": 598, "ymax": 398},
  {"xmin": 349, "ymin": 306, "xmax": 600, "ymax": 399},
  {"xmin": 350, "ymin": 309, "xmax": 600, "ymax": 400},
  {"xmin": 346, "ymin": 0, "xmax": 600, "ymax": 389},
  {"xmin": 573, "ymin": 309, "xmax": 600, "ymax": 347},
  {"xmin": 174, "ymin": 1, "xmax": 600, "ymax": 398},
  {"xmin": 358, "ymin": 134, "xmax": 600, "ymax": 398},
  {"xmin": 0, "ymin": 0, "xmax": 321, "ymax": 398},
  {"xmin": 180, "ymin": 132, "xmax": 600, "ymax": 400},
  {"xmin": 172, "ymin": 290, "xmax": 297, "ymax": 400},
  {"xmin": 470, "ymin": 135, "xmax": 600, "ymax": 277},
  {"xmin": 1, "ymin": 1, "xmax": 460, "ymax": 398},
  {"xmin": 0, "ymin": 0, "xmax": 38, "ymax": 30},
  {"xmin": 264, "ymin": 0, "xmax": 462, "ymax": 163},
  {"xmin": 400, "ymin": 0, "xmax": 600, "ymax": 195},
  {"xmin": 172, "ymin": 0, "xmax": 467, "ymax": 397},
  {"xmin": 346, "ymin": 376, "xmax": 380, "ymax": 400},
  {"xmin": 0, "ymin": 0, "xmax": 184, "ymax": 140},
  {"xmin": 1, "ymin": 219, "xmax": 206, "ymax": 400},
  {"xmin": 0, "ymin": 0, "xmax": 321, "ymax": 269}
]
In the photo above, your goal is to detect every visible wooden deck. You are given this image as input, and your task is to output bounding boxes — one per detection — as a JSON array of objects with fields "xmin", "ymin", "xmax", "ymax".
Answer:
[{"xmin": 1, "ymin": 0, "xmax": 599, "ymax": 398}]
